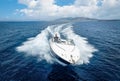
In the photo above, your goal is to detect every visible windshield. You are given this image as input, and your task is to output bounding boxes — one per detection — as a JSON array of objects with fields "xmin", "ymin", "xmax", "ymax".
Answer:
[{"xmin": 60, "ymin": 39, "xmax": 74, "ymax": 45}]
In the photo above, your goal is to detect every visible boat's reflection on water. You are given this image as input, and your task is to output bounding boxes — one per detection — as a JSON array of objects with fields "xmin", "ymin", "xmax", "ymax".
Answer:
[{"xmin": 47, "ymin": 64, "xmax": 80, "ymax": 81}]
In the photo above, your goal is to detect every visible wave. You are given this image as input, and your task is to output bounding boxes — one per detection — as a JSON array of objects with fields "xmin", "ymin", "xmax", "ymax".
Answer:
[{"xmin": 16, "ymin": 23, "xmax": 97, "ymax": 65}]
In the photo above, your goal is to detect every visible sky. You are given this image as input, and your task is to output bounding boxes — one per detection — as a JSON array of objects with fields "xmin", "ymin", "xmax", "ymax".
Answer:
[{"xmin": 0, "ymin": 0, "xmax": 120, "ymax": 21}]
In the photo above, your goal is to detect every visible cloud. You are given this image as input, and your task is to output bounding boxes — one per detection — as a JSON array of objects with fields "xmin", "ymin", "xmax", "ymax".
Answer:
[
  {"xmin": 17, "ymin": 0, "xmax": 120, "ymax": 20},
  {"xmin": 74, "ymin": 0, "xmax": 97, "ymax": 6},
  {"xmin": 95, "ymin": 0, "xmax": 120, "ymax": 19}
]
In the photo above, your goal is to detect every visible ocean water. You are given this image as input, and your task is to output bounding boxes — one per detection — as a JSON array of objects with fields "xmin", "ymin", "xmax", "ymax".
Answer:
[{"xmin": 0, "ymin": 20, "xmax": 120, "ymax": 81}]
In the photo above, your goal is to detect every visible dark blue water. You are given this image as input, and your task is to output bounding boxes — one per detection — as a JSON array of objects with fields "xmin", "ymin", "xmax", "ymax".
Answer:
[{"xmin": 0, "ymin": 20, "xmax": 120, "ymax": 81}]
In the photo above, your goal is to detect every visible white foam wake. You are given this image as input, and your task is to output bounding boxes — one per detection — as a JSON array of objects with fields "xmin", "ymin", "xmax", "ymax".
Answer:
[{"xmin": 16, "ymin": 23, "xmax": 97, "ymax": 65}]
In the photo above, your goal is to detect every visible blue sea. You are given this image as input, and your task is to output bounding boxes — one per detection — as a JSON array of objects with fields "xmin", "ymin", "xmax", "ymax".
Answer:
[{"xmin": 0, "ymin": 20, "xmax": 120, "ymax": 81}]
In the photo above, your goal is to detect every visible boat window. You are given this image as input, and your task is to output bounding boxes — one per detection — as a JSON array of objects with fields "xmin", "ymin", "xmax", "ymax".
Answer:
[
  {"xmin": 53, "ymin": 37, "xmax": 75, "ymax": 45},
  {"xmin": 67, "ymin": 39, "xmax": 74, "ymax": 45},
  {"xmin": 60, "ymin": 39, "xmax": 74, "ymax": 45}
]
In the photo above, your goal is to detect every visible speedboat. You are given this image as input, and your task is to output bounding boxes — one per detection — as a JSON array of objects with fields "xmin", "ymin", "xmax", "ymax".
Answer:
[{"xmin": 49, "ymin": 33, "xmax": 80, "ymax": 64}]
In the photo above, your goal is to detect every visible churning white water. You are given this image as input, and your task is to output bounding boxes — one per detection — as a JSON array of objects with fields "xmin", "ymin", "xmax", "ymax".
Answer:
[{"xmin": 16, "ymin": 23, "xmax": 97, "ymax": 65}]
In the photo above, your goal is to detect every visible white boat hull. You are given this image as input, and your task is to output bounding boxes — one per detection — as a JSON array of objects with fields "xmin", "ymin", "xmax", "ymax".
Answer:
[{"xmin": 49, "ymin": 38, "xmax": 80, "ymax": 64}]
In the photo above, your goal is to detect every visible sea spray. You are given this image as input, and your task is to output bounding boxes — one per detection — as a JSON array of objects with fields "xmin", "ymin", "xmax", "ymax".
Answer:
[
  {"xmin": 16, "ymin": 24, "xmax": 97, "ymax": 65},
  {"xmin": 61, "ymin": 25, "xmax": 97, "ymax": 64}
]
